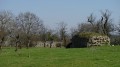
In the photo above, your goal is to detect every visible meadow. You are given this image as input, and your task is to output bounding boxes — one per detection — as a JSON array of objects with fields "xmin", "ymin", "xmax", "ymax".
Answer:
[{"xmin": 0, "ymin": 46, "xmax": 120, "ymax": 67}]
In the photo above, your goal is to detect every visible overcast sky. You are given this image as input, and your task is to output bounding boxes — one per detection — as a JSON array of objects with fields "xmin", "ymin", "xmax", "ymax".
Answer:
[{"xmin": 0, "ymin": 0, "xmax": 120, "ymax": 29}]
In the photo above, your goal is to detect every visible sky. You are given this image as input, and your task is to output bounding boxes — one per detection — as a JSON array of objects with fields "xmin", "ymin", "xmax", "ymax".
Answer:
[{"xmin": 0, "ymin": 0, "xmax": 120, "ymax": 29}]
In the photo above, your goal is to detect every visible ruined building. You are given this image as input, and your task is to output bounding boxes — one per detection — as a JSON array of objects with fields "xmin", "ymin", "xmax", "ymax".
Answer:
[{"xmin": 66, "ymin": 32, "xmax": 110, "ymax": 48}]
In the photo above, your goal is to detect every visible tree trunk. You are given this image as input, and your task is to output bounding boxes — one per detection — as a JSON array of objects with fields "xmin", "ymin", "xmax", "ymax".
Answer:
[
  {"xmin": 18, "ymin": 42, "xmax": 22, "ymax": 49},
  {"xmin": 15, "ymin": 41, "xmax": 18, "ymax": 52},
  {"xmin": 43, "ymin": 41, "xmax": 46, "ymax": 47},
  {"xmin": 0, "ymin": 45, "xmax": 2, "ymax": 50},
  {"xmin": 50, "ymin": 44, "xmax": 52, "ymax": 48},
  {"xmin": 50, "ymin": 41, "xmax": 53, "ymax": 48},
  {"xmin": 0, "ymin": 37, "xmax": 4, "ymax": 51},
  {"xmin": 27, "ymin": 40, "xmax": 30, "ymax": 49}
]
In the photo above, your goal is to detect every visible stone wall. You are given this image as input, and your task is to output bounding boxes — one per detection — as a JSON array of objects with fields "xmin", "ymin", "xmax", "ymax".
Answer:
[
  {"xmin": 35, "ymin": 41, "xmax": 63, "ymax": 48},
  {"xmin": 88, "ymin": 36, "xmax": 110, "ymax": 46}
]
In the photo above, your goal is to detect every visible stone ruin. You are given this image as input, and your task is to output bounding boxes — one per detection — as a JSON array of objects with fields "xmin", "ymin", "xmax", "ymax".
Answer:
[
  {"xmin": 66, "ymin": 32, "xmax": 110, "ymax": 48},
  {"xmin": 87, "ymin": 36, "xmax": 110, "ymax": 47},
  {"xmin": 35, "ymin": 41, "xmax": 63, "ymax": 48}
]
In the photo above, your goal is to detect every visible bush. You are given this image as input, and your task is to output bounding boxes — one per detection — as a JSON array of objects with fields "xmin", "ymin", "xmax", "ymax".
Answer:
[
  {"xmin": 56, "ymin": 43, "xmax": 61, "ymax": 48},
  {"xmin": 79, "ymin": 32, "xmax": 105, "ymax": 38}
]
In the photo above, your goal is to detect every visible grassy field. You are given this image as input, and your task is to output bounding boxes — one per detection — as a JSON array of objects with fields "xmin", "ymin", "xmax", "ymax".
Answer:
[{"xmin": 0, "ymin": 46, "xmax": 120, "ymax": 67}]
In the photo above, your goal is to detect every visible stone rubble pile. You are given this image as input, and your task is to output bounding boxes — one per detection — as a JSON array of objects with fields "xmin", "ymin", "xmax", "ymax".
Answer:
[{"xmin": 88, "ymin": 36, "xmax": 110, "ymax": 46}]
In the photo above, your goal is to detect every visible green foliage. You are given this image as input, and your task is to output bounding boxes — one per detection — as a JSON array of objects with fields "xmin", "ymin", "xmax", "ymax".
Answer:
[
  {"xmin": 79, "ymin": 32, "xmax": 105, "ymax": 38},
  {"xmin": 0, "ymin": 46, "xmax": 120, "ymax": 67}
]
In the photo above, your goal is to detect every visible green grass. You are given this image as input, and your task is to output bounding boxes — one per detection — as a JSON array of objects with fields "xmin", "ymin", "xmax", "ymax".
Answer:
[{"xmin": 0, "ymin": 46, "xmax": 120, "ymax": 67}]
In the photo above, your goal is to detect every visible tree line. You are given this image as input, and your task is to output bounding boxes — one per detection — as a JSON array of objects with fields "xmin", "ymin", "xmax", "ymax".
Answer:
[{"xmin": 0, "ymin": 10, "xmax": 120, "ymax": 51}]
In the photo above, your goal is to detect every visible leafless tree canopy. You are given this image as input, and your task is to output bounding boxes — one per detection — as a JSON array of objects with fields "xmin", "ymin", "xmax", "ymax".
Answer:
[
  {"xmin": 87, "ymin": 10, "xmax": 114, "ymax": 36},
  {"xmin": 16, "ymin": 12, "xmax": 44, "ymax": 48},
  {"xmin": 0, "ymin": 11, "xmax": 15, "ymax": 50}
]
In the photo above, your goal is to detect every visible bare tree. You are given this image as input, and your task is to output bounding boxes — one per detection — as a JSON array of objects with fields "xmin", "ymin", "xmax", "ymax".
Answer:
[
  {"xmin": 57, "ymin": 22, "xmax": 67, "ymax": 47},
  {"xmin": 0, "ymin": 31, "xmax": 5, "ymax": 50},
  {"xmin": 70, "ymin": 27, "xmax": 78, "ymax": 38},
  {"xmin": 16, "ymin": 12, "xmax": 43, "ymax": 48},
  {"xmin": 77, "ymin": 23, "xmax": 94, "ymax": 33},
  {"xmin": 100, "ymin": 10, "xmax": 113, "ymax": 36},
  {"xmin": 117, "ymin": 19, "xmax": 120, "ymax": 35},
  {"xmin": 39, "ymin": 26, "xmax": 47, "ymax": 47},
  {"xmin": 87, "ymin": 13, "xmax": 101, "ymax": 33},
  {"xmin": 88, "ymin": 13, "xmax": 96, "ymax": 27},
  {"xmin": 87, "ymin": 10, "xmax": 114, "ymax": 36},
  {"xmin": 0, "ymin": 11, "xmax": 14, "ymax": 50},
  {"xmin": 14, "ymin": 34, "xmax": 21, "ymax": 52}
]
